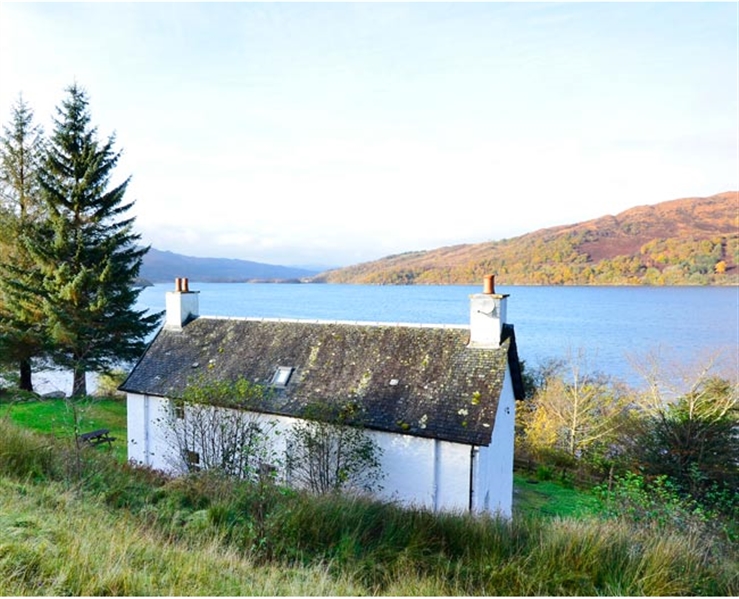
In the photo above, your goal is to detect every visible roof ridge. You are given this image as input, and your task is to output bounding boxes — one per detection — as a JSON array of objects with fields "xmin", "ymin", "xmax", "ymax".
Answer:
[{"xmin": 197, "ymin": 315, "xmax": 469, "ymax": 330}]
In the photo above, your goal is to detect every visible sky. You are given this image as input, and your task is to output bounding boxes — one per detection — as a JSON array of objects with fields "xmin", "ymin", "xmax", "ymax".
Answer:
[{"xmin": 0, "ymin": 2, "xmax": 737, "ymax": 268}]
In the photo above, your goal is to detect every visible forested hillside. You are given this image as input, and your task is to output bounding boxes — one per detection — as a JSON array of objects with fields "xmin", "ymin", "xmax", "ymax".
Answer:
[{"xmin": 313, "ymin": 192, "xmax": 738, "ymax": 285}]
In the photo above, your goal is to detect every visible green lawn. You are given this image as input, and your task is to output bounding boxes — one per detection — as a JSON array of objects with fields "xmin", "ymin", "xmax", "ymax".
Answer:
[
  {"xmin": 0, "ymin": 396, "xmax": 127, "ymax": 462},
  {"xmin": 513, "ymin": 473, "xmax": 600, "ymax": 518}
]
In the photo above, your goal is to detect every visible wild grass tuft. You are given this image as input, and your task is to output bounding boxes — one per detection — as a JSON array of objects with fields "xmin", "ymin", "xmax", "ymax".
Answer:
[{"xmin": 0, "ymin": 419, "xmax": 61, "ymax": 481}]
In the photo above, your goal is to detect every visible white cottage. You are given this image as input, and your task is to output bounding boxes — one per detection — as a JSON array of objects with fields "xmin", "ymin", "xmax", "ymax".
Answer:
[{"xmin": 120, "ymin": 275, "xmax": 524, "ymax": 516}]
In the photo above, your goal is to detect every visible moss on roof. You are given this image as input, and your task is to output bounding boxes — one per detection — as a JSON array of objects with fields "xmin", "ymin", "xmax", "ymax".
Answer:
[{"xmin": 121, "ymin": 317, "xmax": 521, "ymax": 446}]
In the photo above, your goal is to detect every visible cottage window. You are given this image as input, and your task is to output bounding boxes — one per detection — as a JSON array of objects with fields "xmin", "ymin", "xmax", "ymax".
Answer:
[
  {"xmin": 271, "ymin": 366, "xmax": 294, "ymax": 388},
  {"xmin": 185, "ymin": 450, "xmax": 200, "ymax": 471},
  {"xmin": 259, "ymin": 462, "xmax": 277, "ymax": 482}
]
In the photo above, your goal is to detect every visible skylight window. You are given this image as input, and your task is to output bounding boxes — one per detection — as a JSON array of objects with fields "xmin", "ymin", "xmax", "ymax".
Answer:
[{"xmin": 271, "ymin": 366, "xmax": 294, "ymax": 388}]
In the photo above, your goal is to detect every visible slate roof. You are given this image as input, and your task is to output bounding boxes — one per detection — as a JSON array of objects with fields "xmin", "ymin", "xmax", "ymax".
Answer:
[{"xmin": 121, "ymin": 317, "xmax": 523, "ymax": 446}]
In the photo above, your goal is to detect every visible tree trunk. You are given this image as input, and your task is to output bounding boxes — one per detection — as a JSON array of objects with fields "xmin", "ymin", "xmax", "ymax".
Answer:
[
  {"xmin": 72, "ymin": 368, "xmax": 87, "ymax": 397},
  {"xmin": 19, "ymin": 359, "xmax": 33, "ymax": 392}
]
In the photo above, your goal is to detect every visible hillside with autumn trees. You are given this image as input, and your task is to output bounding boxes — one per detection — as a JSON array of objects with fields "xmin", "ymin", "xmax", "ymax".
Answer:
[{"xmin": 313, "ymin": 192, "xmax": 738, "ymax": 286}]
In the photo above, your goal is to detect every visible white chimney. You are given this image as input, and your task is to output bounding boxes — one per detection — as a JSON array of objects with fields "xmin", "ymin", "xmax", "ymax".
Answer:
[
  {"xmin": 165, "ymin": 277, "xmax": 199, "ymax": 329},
  {"xmin": 468, "ymin": 275, "xmax": 508, "ymax": 347}
]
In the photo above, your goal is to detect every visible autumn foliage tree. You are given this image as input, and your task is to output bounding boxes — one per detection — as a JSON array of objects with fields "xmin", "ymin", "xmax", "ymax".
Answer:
[{"xmin": 518, "ymin": 353, "xmax": 634, "ymax": 475}]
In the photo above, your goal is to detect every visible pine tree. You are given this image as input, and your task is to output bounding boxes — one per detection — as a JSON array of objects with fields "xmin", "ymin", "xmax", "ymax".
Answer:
[
  {"xmin": 27, "ymin": 84, "xmax": 160, "ymax": 396},
  {"xmin": 0, "ymin": 95, "xmax": 47, "ymax": 391}
]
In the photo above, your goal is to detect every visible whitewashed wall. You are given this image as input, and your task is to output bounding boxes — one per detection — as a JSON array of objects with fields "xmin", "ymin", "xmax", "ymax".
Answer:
[
  {"xmin": 473, "ymin": 364, "xmax": 516, "ymax": 517},
  {"xmin": 371, "ymin": 431, "xmax": 472, "ymax": 512},
  {"xmin": 126, "ymin": 391, "xmax": 513, "ymax": 515},
  {"xmin": 127, "ymin": 393, "xmax": 181, "ymax": 471}
]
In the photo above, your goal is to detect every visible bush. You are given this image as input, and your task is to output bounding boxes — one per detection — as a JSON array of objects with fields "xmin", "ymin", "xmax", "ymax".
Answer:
[
  {"xmin": 628, "ymin": 371, "xmax": 738, "ymax": 505},
  {"xmin": 94, "ymin": 369, "xmax": 127, "ymax": 398},
  {"xmin": 285, "ymin": 409, "xmax": 384, "ymax": 496},
  {"xmin": 672, "ymin": 389, "xmax": 737, "ymax": 495},
  {"xmin": 594, "ymin": 472, "xmax": 705, "ymax": 529},
  {"xmin": 593, "ymin": 471, "xmax": 739, "ymax": 544},
  {"xmin": 162, "ymin": 375, "xmax": 277, "ymax": 479}
]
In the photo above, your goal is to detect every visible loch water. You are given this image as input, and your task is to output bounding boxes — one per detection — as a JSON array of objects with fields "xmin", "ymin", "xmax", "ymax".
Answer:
[
  {"xmin": 135, "ymin": 282, "xmax": 738, "ymax": 388},
  {"xmin": 29, "ymin": 283, "xmax": 738, "ymax": 395}
]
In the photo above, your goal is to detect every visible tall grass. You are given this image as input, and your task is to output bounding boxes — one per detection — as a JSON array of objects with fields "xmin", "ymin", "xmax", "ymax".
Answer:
[
  {"xmin": 1, "ymin": 419, "xmax": 737, "ymax": 596},
  {"xmin": 0, "ymin": 478, "xmax": 363, "ymax": 596},
  {"xmin": 0, "ymin": 418, "xmax": 62, "ymax": 481}
]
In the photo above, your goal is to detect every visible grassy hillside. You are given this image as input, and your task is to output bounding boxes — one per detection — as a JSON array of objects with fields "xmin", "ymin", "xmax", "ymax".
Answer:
[
  {"xmin": 314, "ymin": 191, "xmax": 739, "ymax": 285},
  {"xmin": 1, "ymin": 417, "xmax": 737, "ymax": 596}
]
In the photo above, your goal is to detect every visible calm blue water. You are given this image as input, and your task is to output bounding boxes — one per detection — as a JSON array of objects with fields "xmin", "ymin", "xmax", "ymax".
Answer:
[{"xmin": 136, "ymin": 283, "xmax": 739, "ymax": 388}]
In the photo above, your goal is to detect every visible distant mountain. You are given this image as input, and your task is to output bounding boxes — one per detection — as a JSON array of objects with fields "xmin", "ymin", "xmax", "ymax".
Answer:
[
  {"xmin": 311, "ymin": 191, "xmax": 739, "ymax": 286},
  {"xmin": 139, "ymin": 248, "xmax": 320, "ymax": 283}
]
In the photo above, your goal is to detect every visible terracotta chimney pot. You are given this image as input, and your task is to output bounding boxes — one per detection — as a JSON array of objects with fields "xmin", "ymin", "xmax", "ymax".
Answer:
[{"xmin": 483, "ymin": 274, "xmax": 495, "ymax": 295}]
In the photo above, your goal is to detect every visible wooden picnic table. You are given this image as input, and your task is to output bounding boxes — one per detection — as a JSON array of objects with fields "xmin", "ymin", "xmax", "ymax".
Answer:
[{"xmin": 77, "ymin": 428, "xmax": 116, "ymax": 448}]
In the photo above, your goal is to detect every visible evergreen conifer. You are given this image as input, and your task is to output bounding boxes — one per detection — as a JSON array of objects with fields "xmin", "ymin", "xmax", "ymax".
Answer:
[
  {"xmin": 26, "ymin": 84, "xmax": 160, "ymax": 395},
  {"xmin": 0, "ymin": 96, "xmax": 47, "ymax": 391}
]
